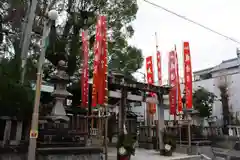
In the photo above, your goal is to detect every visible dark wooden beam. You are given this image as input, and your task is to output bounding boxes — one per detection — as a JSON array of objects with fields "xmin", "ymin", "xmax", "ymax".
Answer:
[{"xmin": 110, "ymin": 76, "xmax": 171, "ymax": 94}]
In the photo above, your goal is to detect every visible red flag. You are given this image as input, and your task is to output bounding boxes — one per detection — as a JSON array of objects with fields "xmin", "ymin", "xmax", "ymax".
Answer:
[
  {"xmin": 156, "ymin": 51, "xmax": 162, "ymax": 85},
  {"xmin": 92, "ymin": 17, "xmax": 102, "ymax": 107},
  {"xmin": 168, "ymin": 51, "xmax": 177, "ymax": 115},
  {"xmin": 146, "ymin": 56, "xmax": 156, "ymax": 114},
  {"xmin": 183, "ymin": 42, "xmax": 193, "ymax": 109},
  {"xmin": 92, "ymin": 16, "xmax": 108, "ymax": 107},
  {"xmin": 146, "ymin": 56, "xmax": 154, "ymax": 84},
  {"xmin": 98, "ymin": 16, "xmax": 108, "ymax": 105},
  {"xmin": 175, "ymin": 46, "xmax": 183, "ymax": 112},
  {"xmin": 81, "ymin": 30, "xmax": 89, "ymax": 107}
]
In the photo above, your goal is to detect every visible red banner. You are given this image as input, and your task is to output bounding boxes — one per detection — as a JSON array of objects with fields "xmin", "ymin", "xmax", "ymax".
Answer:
[
  {"xmin": 183, "ymin": 42, "xmax": 193, "ymax": 109},
  {"xmin": 146, "ymin": 56, "xmax": 156, "ymax": 114},
  {"xmin": 92, "ymin": 16, "xmax": 108, "ymax": 107},
  {"xmin": 146, "ymin": 56, "xmax": 154, "ymax": 84},
  {"xmin": 156, "ymin": 51, "xmax": 162, "ymax": 85},
  {"xmin": 175, "ymin": 47, "xmax": 183, "ymax": 113},
  {"xmin": 98, "ymin": 16, "xmax": 108, "ymax": 105},
  {"xmin": 81, "ymin": 30, "xmax": 89, "ymax": 107},
  {"xmin": 168, "ymin": 51, "xmax": 177, "ymax": 115},
  {"xmin": 92, "ymin": 17, "xmax": 101, "ymax": 107}
]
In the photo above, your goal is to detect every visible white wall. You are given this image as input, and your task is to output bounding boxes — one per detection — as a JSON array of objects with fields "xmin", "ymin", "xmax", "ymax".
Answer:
[
  {"xmin": 192, "ymin": 73, "xmax": 240, "ymax": 118},
  {"xmin": 159, "ymin": 72, "xmax": 240, "ymax": 120},
  {"xmin": 179, "ymin": 73, "xmax": 240, "ymax": 119},
  {"xmin": 164, "ymin": 78, "xmax": 222, "ymax": 120}
]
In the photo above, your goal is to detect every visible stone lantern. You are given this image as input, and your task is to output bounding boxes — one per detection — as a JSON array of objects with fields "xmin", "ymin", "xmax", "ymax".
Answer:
[{"xmin": 47, "ymin": 60, "xmax": 72, "ymax": 122}]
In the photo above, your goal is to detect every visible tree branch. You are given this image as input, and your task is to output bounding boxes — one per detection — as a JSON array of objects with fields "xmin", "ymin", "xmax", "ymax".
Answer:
[{"xmin": 48, "ymin": 0, "xmax": 58, "ymax": 11}]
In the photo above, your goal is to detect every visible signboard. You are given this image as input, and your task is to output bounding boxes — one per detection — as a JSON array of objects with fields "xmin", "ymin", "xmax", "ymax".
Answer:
[{"xmin": 30, "ymin": 130, "xmax": 38, "ymax": 138}]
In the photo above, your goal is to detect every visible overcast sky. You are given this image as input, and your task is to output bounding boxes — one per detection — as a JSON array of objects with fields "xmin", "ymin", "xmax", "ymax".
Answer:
[{"xmin": 129, "ymin": 0, "xmax": 240, "ymax": 84}]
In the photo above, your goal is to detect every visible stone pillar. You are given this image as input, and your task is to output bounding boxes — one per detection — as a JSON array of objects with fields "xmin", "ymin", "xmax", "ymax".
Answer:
[
  {"xmin": 157, "ymin": 95, "xmax": 165, "ymax": 154},
  {"xmin": 146, "ymin": 103, "xmax": 153, "ymax": 149},
  {"xmin": 2, "ymin": 119, "xmax": 12, "ymax": 147},
  {"xmin": 15, "ymin": 121, "xmax": 23, "ymax": 144}
]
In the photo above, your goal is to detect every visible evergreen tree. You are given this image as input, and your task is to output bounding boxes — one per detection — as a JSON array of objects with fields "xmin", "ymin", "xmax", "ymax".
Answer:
[
  {"xmin": 193, "ymin": 87, "xmax": 216, "ymax": 118},
  {"xmin": 0, "ymin": 0, "xmax": 144, "ymax": 116}
]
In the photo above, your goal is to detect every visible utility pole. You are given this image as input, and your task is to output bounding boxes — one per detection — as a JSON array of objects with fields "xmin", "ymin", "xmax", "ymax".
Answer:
[
  {"xmin": 27, "ymin": 21, "xmax": 48, "ymax": 160},
  {"xmin": 19, "ymin": 1, "xmax": 30, "ymax": 48},
  {"xmin": 20, "ymin": 0, "xmax": 38, "ymax": 83},
  {"xmin": 27, "ymin": 8, "xmax": 58, "ymax": 160}
]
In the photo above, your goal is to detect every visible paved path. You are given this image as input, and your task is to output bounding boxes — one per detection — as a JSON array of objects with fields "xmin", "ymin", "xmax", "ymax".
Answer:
[
  {"xmin": 107, "ymin": 148, "xmax": 197, "ymax": 160},
  {"xmin": 199, "ymin": 146, "xmax": 240, "ymax": 159},
  {"xmin": 176, "ymin": 145, "xmax": 240, "ymax": 159}
]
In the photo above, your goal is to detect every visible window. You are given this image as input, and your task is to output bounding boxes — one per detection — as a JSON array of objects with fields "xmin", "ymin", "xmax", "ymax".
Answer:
[
  {"xmin": 194, "ymin": 75, "xmax": 200, "ymax": 81},
  {"xmin": 200, "ymin": 73, "xmax": 212, "ymax": 80}
]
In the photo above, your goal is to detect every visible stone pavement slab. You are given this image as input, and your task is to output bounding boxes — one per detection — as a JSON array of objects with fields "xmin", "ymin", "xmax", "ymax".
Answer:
[{"xmin": 177, "ymin": 145, "xmax": 240, "ymax": 159}]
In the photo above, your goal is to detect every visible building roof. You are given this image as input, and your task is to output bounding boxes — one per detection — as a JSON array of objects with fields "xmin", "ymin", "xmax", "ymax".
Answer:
[
  {"xmin": 211, "ymin": 58, "xmax": 239, "ymax": 72},
  {"xmin": 193, "ymin": 57, "xmax": 239, "ymax": 75},
  {"xmin": 193, "ymin": 67, "xmax": 214, "ymax": 75}
]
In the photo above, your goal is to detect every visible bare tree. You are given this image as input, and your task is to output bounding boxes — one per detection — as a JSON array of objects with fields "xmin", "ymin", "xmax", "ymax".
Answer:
[{"xmin": 218, "ymin": 75, "xmax": 232, "ymax": 134}]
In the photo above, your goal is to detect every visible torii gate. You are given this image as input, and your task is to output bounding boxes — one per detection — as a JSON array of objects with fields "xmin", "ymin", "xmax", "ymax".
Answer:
[{"xmin": 109, "ymin": 74, "xmax": 171, "ymax": 155}]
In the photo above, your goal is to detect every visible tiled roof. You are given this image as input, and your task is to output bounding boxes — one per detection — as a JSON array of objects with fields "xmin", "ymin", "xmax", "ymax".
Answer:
[
  {"xmin": 211, "ymin": 58, "xmax": 239, "ymax": 72},
  {"xmin": 194, "ymin": 57, "xmax": 239, "ymax": 75},
  {"xmin": 193, "ymin": 67, "xmax": 214, "ymax": 75}
]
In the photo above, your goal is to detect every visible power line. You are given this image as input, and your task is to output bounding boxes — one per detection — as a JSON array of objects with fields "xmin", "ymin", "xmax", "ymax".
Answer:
[{"xmin": 143, "ymin": 0, "xmax": 240, "ymax": 45}]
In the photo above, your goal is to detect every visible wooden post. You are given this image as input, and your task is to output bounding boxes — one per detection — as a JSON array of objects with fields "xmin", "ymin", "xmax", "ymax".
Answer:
[
  {"xmin": 146, "ymin": 104, "xmax": 149, "ymax": 135},
  {"xmin": 98, "ymin": 108, "xmax": 101, "ymax": 139},
  {"xmin": 91, "ymin": 110, "xmax": 94, "ymax": 136},
  {"xmin": 119, "ymin": 87, "xmax": 127, "ymax": 134},
  {"xmin": 187, "ymin": 113, "xmax": 191, "ymax": 153},
  {"xmin": 117, "ymin": 87, "xmax": 127, "ymax": 160},
  {"xmin": 104, "ymin": 107, "xmax": 108, "ymax": 160},
  {"xmin": 157, "ymin": 93, "xmax": 164, "ymax": 154}
]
